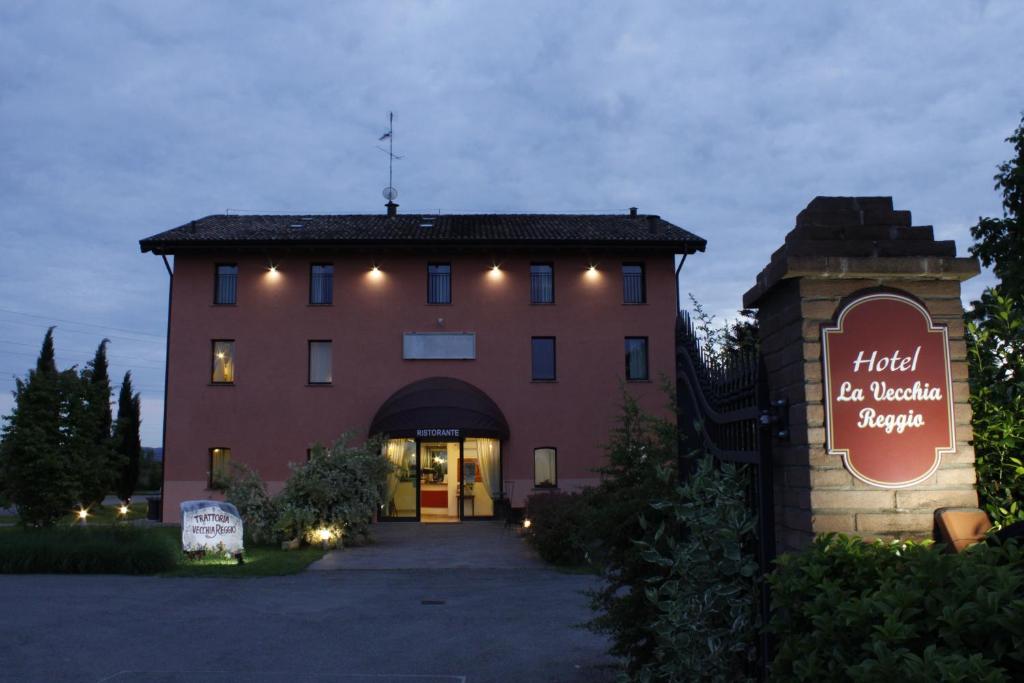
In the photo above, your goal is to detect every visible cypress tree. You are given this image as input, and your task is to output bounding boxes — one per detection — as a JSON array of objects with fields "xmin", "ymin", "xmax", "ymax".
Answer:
[
  {"xmin": 75, "ymin": 339, "xmax": 121, "ymax": 507},
  {"xmin": 114, "ymin": 371, "xmax": 142, "ymax": 502},
  {"xmin": 0, "ymin": 328, "xmax": 80, "ymax": 525}
]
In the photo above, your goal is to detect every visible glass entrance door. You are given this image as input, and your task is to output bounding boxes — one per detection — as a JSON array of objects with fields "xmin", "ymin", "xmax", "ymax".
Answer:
[{"xmin": 419, "ymin": 441, "xmax": 460, "ymax": 523}]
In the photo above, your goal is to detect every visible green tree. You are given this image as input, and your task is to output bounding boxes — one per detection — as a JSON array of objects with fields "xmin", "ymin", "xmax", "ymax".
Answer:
[
  {"xmin": 0, "ymin": 329, "xmax": 80, "ymax": 525},
  {"xmin": 113, "ymin": 371, "xmax": 142, "ymax": 502},
  {"xmin": 968, "ymin": 114, "xmax": 1024, "ymax": 526},
  {"xmin": 970, "ymin": 116, "xmax": 1024, "ymax": 302},
  {"xmin": 75, "ymin": 340, "xmax": 121, "ymax": 507}
]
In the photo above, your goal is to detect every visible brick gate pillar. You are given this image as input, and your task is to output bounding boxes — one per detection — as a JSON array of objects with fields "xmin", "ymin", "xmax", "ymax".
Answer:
[{"xmin": 743, "ymin": 197, "xmax": 981, "ymax": 552}]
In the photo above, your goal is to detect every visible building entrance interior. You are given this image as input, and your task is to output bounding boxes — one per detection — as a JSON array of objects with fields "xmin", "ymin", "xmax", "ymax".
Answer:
[{"xmin": 381, "ymin": 437, "xmax": 499, "ymax": 522}]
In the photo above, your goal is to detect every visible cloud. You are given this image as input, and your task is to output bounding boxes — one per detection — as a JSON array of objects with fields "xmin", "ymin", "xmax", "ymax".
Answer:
[{"xmin": 0, "ymin": 1, "xmax": 1020, "ymax": 442}]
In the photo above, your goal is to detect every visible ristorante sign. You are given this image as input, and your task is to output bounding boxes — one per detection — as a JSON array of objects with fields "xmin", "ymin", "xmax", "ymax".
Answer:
[{"xmin": 821, "ymin": 292, "xmax": 955, "ymax": 488}]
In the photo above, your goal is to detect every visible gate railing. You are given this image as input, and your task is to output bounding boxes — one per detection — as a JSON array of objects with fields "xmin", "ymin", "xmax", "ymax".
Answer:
[{"xmin": 676, "ymin": 310, "xmax": 785, "ymax": 678}]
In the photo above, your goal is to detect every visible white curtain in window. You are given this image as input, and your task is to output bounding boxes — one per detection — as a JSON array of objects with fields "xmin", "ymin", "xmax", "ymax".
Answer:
[
  {"xmin": 534, "ymin": 448, "xmax": 556, "ymax": 486},
  {"xmin": 309, "ymin": 342, "xmax": 332, "ymax": 383},
  {"xmin": 383, "ymin": 439, "xmax": 408, "ymax": 509},
  {"xmin": 476, "ymin": 438, "xmax": 501, "ymax": 498}
]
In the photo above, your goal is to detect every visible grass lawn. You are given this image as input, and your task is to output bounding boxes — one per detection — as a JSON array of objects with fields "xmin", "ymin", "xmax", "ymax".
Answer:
[{"xmin": 152, "ymin": 527, "xmax": 326, "ymax": 578}]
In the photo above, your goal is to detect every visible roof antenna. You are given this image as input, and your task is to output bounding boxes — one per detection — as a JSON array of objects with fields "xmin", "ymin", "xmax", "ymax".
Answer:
[{"xmin": 377, "ymin": 111, "xmax": 402, "ymax": 216}]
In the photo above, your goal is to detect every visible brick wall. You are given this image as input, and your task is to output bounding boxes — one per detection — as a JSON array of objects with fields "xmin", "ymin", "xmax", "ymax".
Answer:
[{"xmin": 743, "ymin": 197, "xmax": 980, "ymax": 553}]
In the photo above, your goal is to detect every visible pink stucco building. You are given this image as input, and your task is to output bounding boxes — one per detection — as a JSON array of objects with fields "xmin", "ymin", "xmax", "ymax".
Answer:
[{"xmin": 141, "ymin": 207, "xmax": 705, "ymax": 522}]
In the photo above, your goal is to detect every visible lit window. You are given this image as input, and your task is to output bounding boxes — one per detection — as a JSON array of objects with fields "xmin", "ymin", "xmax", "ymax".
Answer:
[
  {"xmin": 212, "ymin": 340, "xmax": 235, "ymax": 384},
  {"xmin": 534, "ymin": 448, "xmax": 557, "ymax": 488},
  {"xmin": 214, "ymin": 264, "xmax": 238, "ymax": 304},
  {"xmin": 308, "ymin": 340, "xmax": 332, "ymax": 384},
  {"xmin": 530, "ymin": 263, "xmax": 554, "ymax": 304},
  {"xmin": 310, "ymin": 264, "xmax": 333, "ymax": 305},
  {"xmin": 428, "ymin": 263, "xmax": 451, "ymax": 304},
  {"xmin": 531, "ymin": 337, "xmax": 556, "ymax": 381},
  {"xmin": 209, "ymin": 448, "xmax": 231, "ymax": 489},
  {"xmin": 622, "ymin": 263, "xmax": 646, "ymax": 304},
  {"xmin": 625, "ymin": 337, "xmax": 649, "ymax": 381}
]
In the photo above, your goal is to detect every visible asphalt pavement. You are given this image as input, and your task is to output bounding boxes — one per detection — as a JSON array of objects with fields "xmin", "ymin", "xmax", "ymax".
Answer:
[{"xmin": 0, "ymin": 523, "xmax": 616, "ymax": 683}]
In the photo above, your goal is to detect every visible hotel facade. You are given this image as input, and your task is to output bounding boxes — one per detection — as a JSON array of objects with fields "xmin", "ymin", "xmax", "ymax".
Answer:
[{"xmin": 141, "ymin": 209, "xmax": 705, "ymax": 522}]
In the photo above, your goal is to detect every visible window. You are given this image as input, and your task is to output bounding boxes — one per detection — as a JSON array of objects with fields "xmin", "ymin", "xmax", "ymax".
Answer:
[
  {"xmin": 531, "ymin": 337, "xmax": 556, "ymax": 381},
  {"xmin": 622, "ymin": 263, "xmax": 646, "ymax": 304},
  {"xmin": 427, "ymin": 263, "xmax": 451, "ymax": 304},
  {"xmin": 212, "ymin": 340, "xmax": 235, "ymax": 383},
  {"xmin": 214, "ymin": 264, "xmax": 238, "ymax": 304},
  {"xmin": 310, "ymin": 264, "xmax": 333, "ymax": 305},
  {"xmin": 209, "ymin": 448, "xmax": 231, "ymax": 489},
  {"xmin": 534, "ymin": 448, "xmax": 557, "ymax": 488},
  {"xmin": 625, "ymin": 337, "xmax": 649, "ymax": 380},
  {"xmin": 530, "ymin": 263, "xmax": 554, "ymax": 304},
  {"xmin": 308, "ymin": 340, "xmax": 332, "ymax": 384}
]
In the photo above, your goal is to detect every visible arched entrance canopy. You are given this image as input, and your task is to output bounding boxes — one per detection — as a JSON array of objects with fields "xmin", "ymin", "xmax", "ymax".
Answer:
[{"xmin": 369, "ymin": 377, "xmax": 510, "ymax": 440}]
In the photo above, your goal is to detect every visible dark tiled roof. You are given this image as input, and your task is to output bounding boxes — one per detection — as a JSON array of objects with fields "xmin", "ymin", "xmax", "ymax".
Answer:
[{"xmin": 139, "ymin": 213, "xmax": 706, "ymax": 254}]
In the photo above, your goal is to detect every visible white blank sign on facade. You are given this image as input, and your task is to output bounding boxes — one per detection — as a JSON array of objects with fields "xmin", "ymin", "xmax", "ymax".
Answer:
[{"xmin": 403, "ymin": 332, "xmax": 476, "ymax": 360}]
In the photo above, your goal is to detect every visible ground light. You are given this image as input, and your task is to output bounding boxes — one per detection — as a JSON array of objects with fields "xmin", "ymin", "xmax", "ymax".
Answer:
[
  {"xmin": 77, "ymin": 508, "xmax": 89, "ymax": 524},
  {"xmin": 118, "ymin": 504, "xmax": 129, "ymax": 517},
  {"xmin": 523, "ymin": 518, "xmax": 532, "ymax": 529}
]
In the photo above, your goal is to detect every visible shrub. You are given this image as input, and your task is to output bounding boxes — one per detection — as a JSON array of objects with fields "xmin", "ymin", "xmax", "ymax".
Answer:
[
  {"xmin": 225, "ymin": 464, "xmax": 280, "ymax": 545},
  {"xmin": 0, "ymin": 526, "xmax": 179, "ymax": 574},
  {"xmin": 523, "ymin": 490, "xmax": 593, "ymax": 566},
  {"xmin": 630, "ymin": 455, "xmax": 759, "ymax": 682},
  {"xmin": 275, "ymin": 435, "xmax": 390, "ymax": 546},
  {"xmin": 968, "ymin": 291, "xmax": 1024, "ymax": 527},
  {"xmin": 768, "ymin": 534, "xmax": 1024, "ymax": 682}
]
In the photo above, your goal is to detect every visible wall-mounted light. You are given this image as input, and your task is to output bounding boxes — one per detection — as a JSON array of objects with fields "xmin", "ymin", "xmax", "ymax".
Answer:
[
  {"xmin": 585, "ymin": 263, "xmax": 600, "ymax": 279},
  {"xmin": 487, "ymin": 262, "xmax": 503, "ymax": 279},
  {"xmin": 368, "ymin": 264, "xmax": 383, "ymax": 280},
  {"xmin": 118, "ymin": 504, "xmax": 129, "ymax": 517}
]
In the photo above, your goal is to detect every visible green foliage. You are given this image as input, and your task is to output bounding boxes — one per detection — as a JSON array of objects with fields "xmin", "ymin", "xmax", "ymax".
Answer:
[
  {"xmin": 631, "ymin": 455, "xmax": 760, "ymax": 682},
  {"xmin": 0, "ymin": 526, "xmax": 179, "ymax": 574},
  {"xmin": 582, "ymin": 389, "xmax": 760, "ymax": 680},
  {"xmin": 276, "ymin": 436, "xmax": 390, "ymax": 545},
  {"xmin": 74, "ymin": 339, "xmax": 122, "ymax": 507},
  {"xmin": 225, "ymin": 463, "xmax": 281, "ymax": 545},
  {"xmin": 968, "ymin": 292, "xmax": 1024, "ymax": 525},
  {"xmin": 968, "ymin": 114, "xmax": 1024, "ymax": 528},
  {"xmin": 688, "ymin": 293, "xmax": 760, "ymax": 359},
  {"xmin": 970, "ymin": 115, "xmax": 1024, "ymax": 302},
  {"xmin": 523, "ymin": 490, "xmax": 594, "ymax": 566},
  {"xmin": 768, "ymin": 534, "xmax": 1024, "ymax": 682},
  {"xmin": 0, "ymin": 329, "xmax": 80, "ymax": 526},
  {"xmin": 114, "ymin": 371, "xmax": 142, "ymax": 502}
]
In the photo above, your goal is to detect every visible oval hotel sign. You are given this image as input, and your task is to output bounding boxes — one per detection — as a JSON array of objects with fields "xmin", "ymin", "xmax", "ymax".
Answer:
[{"xmin": 821, "ymin": 291, "xmax": 955, "ymax": 488}]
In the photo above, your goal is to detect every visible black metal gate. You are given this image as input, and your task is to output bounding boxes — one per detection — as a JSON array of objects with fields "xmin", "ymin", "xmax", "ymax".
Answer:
[{"xmin": 675, "ymin": 311, "xmax": 786, "ymax": 676}]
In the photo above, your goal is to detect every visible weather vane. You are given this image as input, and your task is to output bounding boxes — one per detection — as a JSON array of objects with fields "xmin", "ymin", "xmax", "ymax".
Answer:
[{"xmin": 377, "ymin": 111, "xmax": 402, "ymax": 206}]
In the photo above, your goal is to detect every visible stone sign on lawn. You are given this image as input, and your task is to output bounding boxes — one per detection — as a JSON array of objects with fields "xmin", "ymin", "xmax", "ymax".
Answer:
[
  {"xmin": 822, "ymin": 291, "xmax": 956, "ymax": 488},
  {"xmin": 180, "ymin": 500, "xmax": 244, "ymax": 554}
]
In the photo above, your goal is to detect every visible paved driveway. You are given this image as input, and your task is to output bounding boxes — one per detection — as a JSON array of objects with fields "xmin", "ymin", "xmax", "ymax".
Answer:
[{"xmin": 0, "ymin": 523, "xmax": 616, "ymax": 683}]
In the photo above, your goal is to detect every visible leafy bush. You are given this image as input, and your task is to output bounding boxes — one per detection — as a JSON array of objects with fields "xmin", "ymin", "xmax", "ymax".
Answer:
[
  {"xmin": 225, "ymin": 464, "xmax": 280, "ymax": 545},
  {"xmin": 968, "ymin": 115, "xmax": 1024, "ymax": 528},
  {"xmin": 631, "ymin": 455, "xmax": 759, "ymax": 682},
  {"xmin": 768, "ymin": 534, "xmax": 1024, "ymax": 682},
  {"xmin": 0, "ymin": 526, "xmax": 179, "ymax": 574},
  {"xmin": 523, "ymin": 490, "xmax": 594, "ymax": 566},
  {"xmin": 585, "ymin": 390, "xmax": 683, "ymax": 673},
  {"xmin": 968, "ymin": 291, "xmax": 1024, "ymax": 527},
  {"xmin": 275, "ymin": 435, "xmax": 390, "ymax": 546}
]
